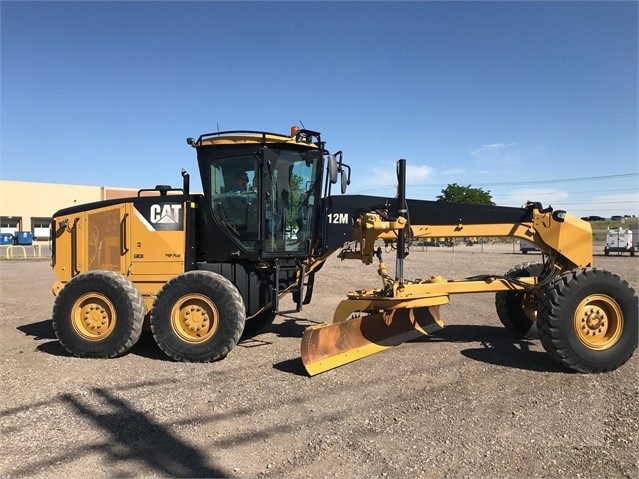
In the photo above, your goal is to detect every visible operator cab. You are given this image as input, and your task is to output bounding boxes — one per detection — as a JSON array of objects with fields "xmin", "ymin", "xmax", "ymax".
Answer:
[
  {"xmin": 189, "ymin": 129, "xmax": 345, "ymax": 261},
  {"xmin": 203, "ymin": 146, "xmax": 321, "ymax": 255}
]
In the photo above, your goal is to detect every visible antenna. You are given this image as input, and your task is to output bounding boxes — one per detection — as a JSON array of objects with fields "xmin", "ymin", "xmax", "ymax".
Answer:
[
  {"xmin": 216, "ymin": 122, "xmax": 220, "ymax": 133},
  {"xmin": 299, "ymin": 120, "xmax": 306, "ymax": 129}
]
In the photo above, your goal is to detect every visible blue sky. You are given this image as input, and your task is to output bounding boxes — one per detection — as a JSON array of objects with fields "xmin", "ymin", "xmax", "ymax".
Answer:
[{"xmin": 2, "ymin": 0, "xmax": 637, "ymax": 217}]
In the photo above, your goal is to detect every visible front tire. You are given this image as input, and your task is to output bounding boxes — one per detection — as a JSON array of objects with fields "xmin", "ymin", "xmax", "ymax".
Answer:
[
  {"xmin": 150, "ymin": 271, "xmax": 245, "ymax": 362},
  {"xmin": 495, "ymin": 263, "xmax": 544, "ymax": 339},
  {"xmin": 52, "ymin": 271, "xmax": 145, "ymax": 358},
  {"xmin": 537, "ymin": 268, "xmax": 638, "ymax": 373}
]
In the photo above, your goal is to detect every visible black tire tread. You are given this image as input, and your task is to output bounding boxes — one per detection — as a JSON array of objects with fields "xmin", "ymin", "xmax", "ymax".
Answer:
[
  {"xmin": 52, "ymin": 270, "xmax": 145, "ymax": 358},
  {"xmin": 495, "ymin": 262, "xmax": 544, "ymax": 339},
  {"xmin": 537, "ymin": 268, "xmax": 638, "ymax": 373},
  {"xmin": 150, "ymin": 271, "xmax": 245, "ymax": 362}
]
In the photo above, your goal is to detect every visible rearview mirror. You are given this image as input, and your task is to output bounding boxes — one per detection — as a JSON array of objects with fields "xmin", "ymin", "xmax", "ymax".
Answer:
[
  {"xmin": 328, "ymin": 154, "xmax": 338, "ymax": 184},
  {"xmin": 341, "ymin": 170, "xmax": 348, "ymax": 194}
]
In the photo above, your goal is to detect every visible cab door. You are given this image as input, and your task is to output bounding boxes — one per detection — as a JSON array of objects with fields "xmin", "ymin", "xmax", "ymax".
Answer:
[{"xmin": 261, "ymin": 147, "xmax": 322, "ymax": 257}]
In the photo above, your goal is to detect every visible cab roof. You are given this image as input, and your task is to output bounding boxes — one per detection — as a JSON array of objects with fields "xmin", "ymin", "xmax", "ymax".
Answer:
[{"xmin": 189, "ymin": 128, "xmax": 323, "ymax": 149}]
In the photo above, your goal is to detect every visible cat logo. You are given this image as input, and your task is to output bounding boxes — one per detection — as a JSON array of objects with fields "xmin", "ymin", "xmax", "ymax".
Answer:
[
  {"xmin": 151, "ymin": 204, "xmax": 182, "ymax": 224},
  {"xmin": 135, "ymin": 202, "xmax": 184, "ymax": 231}
]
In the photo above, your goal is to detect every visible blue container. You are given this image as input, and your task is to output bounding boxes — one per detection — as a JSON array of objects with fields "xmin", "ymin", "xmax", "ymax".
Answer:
[
  {"xmin": 14, "ymin": 231, "xmax": 33, "ymax": 246},
  {"xmin": 0, "ymin": 233, "xmax": 13, "ymax": 245}
]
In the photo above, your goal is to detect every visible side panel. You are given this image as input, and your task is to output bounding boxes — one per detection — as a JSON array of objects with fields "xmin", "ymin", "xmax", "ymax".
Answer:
[
  {"xmin": 128, "ymin": 200, "xmax": 186, "ymax": 276},
  {"xmin": 86, "ymin": 206, "xmax": 127, "ymax": 272},
  {"xmin": 533, "ymin": 211, "xmax": 592, "ymax": 267},
  {"xmin": 52, "ymin": 203, "xmax": 129, "ymax": 283},
  {"xmin": 126, "ymin": 199, "xmax": 189, "ymax": 309}
]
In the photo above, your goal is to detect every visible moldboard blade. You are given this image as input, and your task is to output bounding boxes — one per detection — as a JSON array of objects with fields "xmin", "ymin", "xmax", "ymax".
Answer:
[{"xmin": 300, "ymin": 307, "xmax": 443, "ymax": 376}]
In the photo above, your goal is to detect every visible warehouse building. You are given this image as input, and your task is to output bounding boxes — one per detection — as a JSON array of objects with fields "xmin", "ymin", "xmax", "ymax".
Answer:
[{"xmin": 0, "ymin": 180, "xmax": 138, "ymax": 243}]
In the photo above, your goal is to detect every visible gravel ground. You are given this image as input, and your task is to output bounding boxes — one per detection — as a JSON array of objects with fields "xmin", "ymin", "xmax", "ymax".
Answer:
[{"xmin": 1, "ymin": 246, "xmax": 637, "ymax": 479}]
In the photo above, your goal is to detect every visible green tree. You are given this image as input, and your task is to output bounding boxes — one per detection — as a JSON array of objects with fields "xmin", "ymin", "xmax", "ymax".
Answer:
[{"xmin": 436, "ymin": 183, "xmax": 494, "ymax": 205}]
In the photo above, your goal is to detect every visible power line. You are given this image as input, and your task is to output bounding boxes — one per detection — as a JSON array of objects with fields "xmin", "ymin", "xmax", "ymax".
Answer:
[
  {"xmin": 444, "ymin": 173, "xmax": 639, "ymax": 188},
  {"xmin": 353, "ymin": 172, "xmax": 639, "ymax": 194},
  {"xmin": 513, "ymin": 187, "xmax": 637, "ymax": 196},
  {"xmin": 577, "ymin": 202, "xmax": 638, "ymax": 206}
]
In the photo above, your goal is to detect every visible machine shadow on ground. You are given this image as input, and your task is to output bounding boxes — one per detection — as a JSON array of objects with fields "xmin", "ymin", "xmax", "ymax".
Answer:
[
  {"xmin": 18, "ymin": 320, "xmax": 176, "ymax": 361},
  {"xmin": 268, "ymin": 320, "xmax": 569, "ymax": 376},
  {"xmin": 420, "ymin": 325, "xmax": 567, "ymax": 373},
  {"xmin": 3, "ymin": 385, "xmax": 228, "ymax": 478},
  {"xmin": 18, "ymin": 317, "xmax": 569, "ymax": 374}
]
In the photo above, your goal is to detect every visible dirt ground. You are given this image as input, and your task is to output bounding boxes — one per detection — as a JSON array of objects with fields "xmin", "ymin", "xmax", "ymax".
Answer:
[{"xmin": 1, "ymin": 246, "xmax": 637, "ymax": 479}]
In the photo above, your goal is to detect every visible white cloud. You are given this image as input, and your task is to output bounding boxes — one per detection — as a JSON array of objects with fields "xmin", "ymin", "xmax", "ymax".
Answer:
[
  {"xmin": 406, "ymin": 164, "xmax": 434, "ymax": 182},
  {"xmin": 470, "ymin": 142, "xmax": 518, "ymax": 156}
]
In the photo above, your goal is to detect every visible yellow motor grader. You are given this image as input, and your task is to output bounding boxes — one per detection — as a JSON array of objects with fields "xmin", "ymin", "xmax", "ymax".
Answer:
[{"xmin": 50, "ymin": 127, "xmax": 638, "ymax": 375}]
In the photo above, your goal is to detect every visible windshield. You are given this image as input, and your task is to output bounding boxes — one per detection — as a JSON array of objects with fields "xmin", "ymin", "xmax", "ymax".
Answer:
[
  {"xmin": 205, "ymin": 147, "xmax": 322, "ymax": 255},
  {"xmin": 263, "ymin": 147, "xmax": 321, "ymax": 254}
]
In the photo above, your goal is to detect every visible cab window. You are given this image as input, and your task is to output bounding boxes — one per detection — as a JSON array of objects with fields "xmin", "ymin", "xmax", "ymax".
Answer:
[{"xmin": 208, "ymin": 156, "xmax": 258, "ymax": 252}]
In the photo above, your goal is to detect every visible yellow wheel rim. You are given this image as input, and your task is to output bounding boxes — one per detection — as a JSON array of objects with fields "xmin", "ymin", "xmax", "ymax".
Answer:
[
  {"xmin": 72, "ymin": 293, "xmax": 116, "ymax": 341},
  {"xmin": 170, "ymin": 294, "xmax": 219, "ymax": 343},
  {"xmin": 574, "ymin": 294, "xmax": 623, "ymax": 350}
]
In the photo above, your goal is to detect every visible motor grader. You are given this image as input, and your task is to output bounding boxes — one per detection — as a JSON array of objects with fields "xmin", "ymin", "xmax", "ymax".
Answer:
[{"xmin": 50, "ymin": 127, "xmax": 638, "ymax": 375}]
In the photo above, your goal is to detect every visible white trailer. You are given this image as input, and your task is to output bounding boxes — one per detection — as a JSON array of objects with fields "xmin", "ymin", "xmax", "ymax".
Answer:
[{"xmin": 604, "ymin": 228, "xmax": 636, "ymax": 256}]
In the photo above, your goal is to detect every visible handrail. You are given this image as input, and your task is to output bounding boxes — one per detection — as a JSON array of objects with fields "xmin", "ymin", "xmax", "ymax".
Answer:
[
  {"xmin": 120, "ymin": 213, "xmax": 129, "ymax": 255},
  {"xmin": 71, "ymin": 218, "xmax": 80, "ymax": 274}
]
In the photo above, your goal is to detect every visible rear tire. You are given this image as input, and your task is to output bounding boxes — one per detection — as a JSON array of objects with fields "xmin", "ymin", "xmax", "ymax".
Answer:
[
  {"xmin": 537, "ymin": 268, "xmax": 638, "ymax": 373},
  {"xmin": 150, "ymin": 271, "xmax": 245, "ymax": 362},
  {"xmin": 52, "ymin": 271, "xmax": 145, "ymax": 358},
  {"xmin": 495, "ymin": 263, "xmax": 544, "ymax": 339}
]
